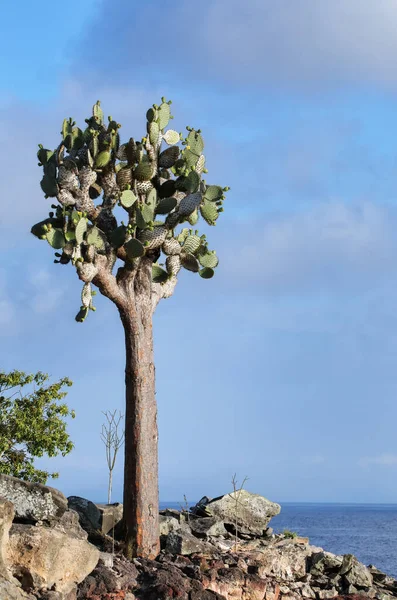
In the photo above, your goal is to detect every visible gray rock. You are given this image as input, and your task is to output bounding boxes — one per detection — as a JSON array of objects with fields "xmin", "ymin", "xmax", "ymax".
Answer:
[
  {"xmin": 166, "ymin": 530, "xmax": 215, "ymax": 555},
  {"xmin": 189, "ymin": 517, "xmax": 227, "ymax": 538},
  {"xmin": 159, "ymin": 508, "xmax": 182, "ymax": 521},
  {"xmin": 341, "ymin": 555, "xmax": 373, "ymax": 588},
  {"xmin": 0, "ymin": 575, "xmax": 34, "ymax": 599},
  {"xmin": 67, "ymin": 497, "xmax": 123, "ymax": 535},
  {"xmin": 317, "ymin": 589, "xmax": 338, "ymax": 599},
  {"xmin": 95, "ymin": 503, "xmax": 123, "ymax": 535},
  {"xmin": 370, "ymin": 566, "xmax": 388, "ymax": 584},
  {"xmin": 301, "ymin": 583, "xmax": 316, "ymax": 598},
  {"xmin": 67, "ymin": 496, "xmax": 101, "ymax": 531},
  {"xmin": 195, "ymin": 490, "xmax": 280, "ymax": 536},
  {"xmin": 0, "ymin": 474, "xmax": 67, "ymax": 523},
  {"xmin": 310, "ymin": 551, "xmax": 343, "ymax": 573},
  {"xmin": 159, "ymin": 514, "xmax": 180, "ymax": 536}
]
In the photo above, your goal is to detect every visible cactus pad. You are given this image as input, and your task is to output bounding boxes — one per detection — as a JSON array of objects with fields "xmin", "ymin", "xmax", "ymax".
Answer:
[
  {"xmin": 183, "ymin": 234, "xmax": 202, "ymax": 255},
  {"xmin": 75, "ymin": 218, "xmax": 88, "ymax": 245},
  {"xmin": 120, "ymin": 189, "xmax": 137, "ymax": 209},
  {"xmin": 125, "ymin": 237, "xmax": 145, "ymax": 259},
  {"xmin": 166, "ymin": 255, "xmax": 181, "ymax": 275},
  {"xmin": 158, "ymin": 146, "xmax": 180, "ymax": 168},
  {"xmin": 134, "ymin": 161, "xmax": 153, "ymax": 181},
  {"xmin": 199, "ymin": 267, "xmax": 215, "ymax": 279},
  {"xmin": 138, "ymin": 226, "xmax": 167, "ymax": 249},
  {"xmin": 46, "ymin": 228, "xmax": 65, "ymax": 249},
  {"xmin": 200, "ymin": 199, "xmax": 218, "ymax": 225},
  {"xmin": 152, "ymin": 264, "xmax": 169, "ymax": 283},
  {"xmin": 180, "ymin": 253, "xmax": 200, "ymax": 272},
  {"xmin": 163, "ymin": 129, "xmax": 180, "ymax": 145},
  {"xmin": 204, "ymin": 185, "xmax": 223, "ymax": 202},
  {"xmin": 156, "ymin": 197, "xmax": 177, "ymax": 214},
  {"xmin": 179, "ymin": 192, "xmax": 202, "ymax": 217},
  {"xmin": 162, "ymin": 237, "xmax": 181, "ymax": 255}
]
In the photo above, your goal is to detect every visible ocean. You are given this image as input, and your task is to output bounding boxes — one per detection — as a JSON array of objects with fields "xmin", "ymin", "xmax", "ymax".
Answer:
[{"xmin": 160, "ymin": 502, "xmax": 397, "ymax": 578}]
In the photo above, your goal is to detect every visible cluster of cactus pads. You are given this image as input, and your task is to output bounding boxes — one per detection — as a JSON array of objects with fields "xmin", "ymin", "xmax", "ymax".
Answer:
[{"xmin": 32, "ymin": 100, "xmax": 229, "ymax": 321}]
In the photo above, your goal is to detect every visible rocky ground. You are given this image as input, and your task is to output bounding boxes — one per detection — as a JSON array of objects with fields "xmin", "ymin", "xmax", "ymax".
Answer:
[{"xmin": 0, "ymin": 474, "xmax": 396, "ymax": 600}]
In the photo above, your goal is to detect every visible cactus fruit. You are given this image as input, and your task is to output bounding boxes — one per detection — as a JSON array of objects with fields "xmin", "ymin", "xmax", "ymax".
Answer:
[
  {"xmin": 183, "ymin": 234, "xmax": 201, "ymax": 255},
  {"xmin": 158, "ymin": 146, "xmax": 180, "ymax": 168},
  {"xmin": 199, "ymin": 267, "xmax": 214, "ymax": 279},
  {"xmin": 162, "ymin": 129, "xmax": 180, "ymax": 145},
  {"xmin": 166, "ymin": 255, "xmax": 181, "ymax": 275},
  {"xmin": 93, "ymin": 101, "xmax": 104, "ymax": 125},
  {"xmin": 75, "ymin": 217, "xmax": 88, "ymax": 244},
  {"xmin": 198, "ymin": 250, "xmax": 218, "ymax": 268},
  {"xmin": 46, "ymin": 228, "xmax": 65, "ymax": 249},
  {"xmin": 120, "ymin": 189, "xmax": 137, "ymax": 209},
  {"xmin": 178, "ymin": 192, "xmax": 202, "ymax": 217},
  {"xmin": 204, "ymin": 185, "xmax": 223, "ymax": 202},
  {"xmin": 162, "ymin": 237, "xmax": 181, "ymax": 255},
  {"xmin": 125, "ymin": 237, "xmax": 145, "ymax": 259},
  {"xmin": 200, "ymin": 199, "xmax": 218, "ymax": 225},
  {"xmin": 138, "ymin": 226, "xmax": 167, "ymax": 249},
  {"xmin": 180, "ymin": 253, "xmax": 200, "ymax": 272},
  {"xmin": 152, "ymin": 264, "xmax": 169, "ymax": 283},
  {"xmin": 155, "ymin": 197, "xmax": 177, "ymax": 214}
]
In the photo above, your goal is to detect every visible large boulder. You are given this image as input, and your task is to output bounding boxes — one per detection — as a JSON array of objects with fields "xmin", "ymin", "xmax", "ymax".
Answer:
[
  {"xmin": 0, "ymin": 575, "xmax": 34, "ymax": 600},
  {"xmin": 166, "ymin": 530, "xmax": 215, "ymax": 556},
  {"xmin": 195, "ymin": 490, "xmax": 281, "ymax": 536},
  {"xmin": 8, "ymin": 523, "xmax": 100, "ymax": 594},
  {"xmin": 0, "ymin": 474, "xmax": 67, "ymax": 523},
  {"xmin": 67, "ymin": 496, "xmax": 123, "ymax": 535}
]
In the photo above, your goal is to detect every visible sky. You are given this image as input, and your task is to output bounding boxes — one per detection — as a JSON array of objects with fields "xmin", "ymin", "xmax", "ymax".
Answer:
[{"xmin": 2, "ymin": 0, "xmax": 397, "ymax": 505}]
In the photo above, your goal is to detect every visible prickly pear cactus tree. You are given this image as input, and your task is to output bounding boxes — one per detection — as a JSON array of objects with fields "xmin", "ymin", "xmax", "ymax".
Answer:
[{"xmin": 31, "ymin": 99, "xmax": 229, "ymax": 559}]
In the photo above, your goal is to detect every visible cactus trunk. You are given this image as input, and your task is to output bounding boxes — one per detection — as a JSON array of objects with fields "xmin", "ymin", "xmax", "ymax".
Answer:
[{"xmin": 119, "ymin": 273, "xmax": 159, "ymax": 560}]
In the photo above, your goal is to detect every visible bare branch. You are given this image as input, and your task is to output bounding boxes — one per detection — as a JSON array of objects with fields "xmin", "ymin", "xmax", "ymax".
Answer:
[{"xmin": 101, "ymin": 410, "xmax": 124, "ymax": 504}]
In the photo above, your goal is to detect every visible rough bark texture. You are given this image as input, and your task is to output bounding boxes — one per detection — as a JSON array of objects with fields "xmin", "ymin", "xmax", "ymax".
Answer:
[{"xmin": 119, "ymin": 258, "xmax": 160, "ymax": 559}]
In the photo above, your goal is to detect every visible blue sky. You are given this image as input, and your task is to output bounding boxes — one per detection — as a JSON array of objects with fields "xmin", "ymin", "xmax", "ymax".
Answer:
[{"xmin": 2, "ymin": 0, "xmax": 397, "ymax": 504}]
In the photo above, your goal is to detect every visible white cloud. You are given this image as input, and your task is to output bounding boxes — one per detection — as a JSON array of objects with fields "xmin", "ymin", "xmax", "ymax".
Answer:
[
  {"xmin": 359, "ymin": 454, "xmax": 397, "ymax": 467},
  {"xmin": 222, "ymin": 201, "xmax": 397, "ymax": 293},
  {"xmin": 202, "ymin": 0, "xmax": 397, "ymax": 88}
]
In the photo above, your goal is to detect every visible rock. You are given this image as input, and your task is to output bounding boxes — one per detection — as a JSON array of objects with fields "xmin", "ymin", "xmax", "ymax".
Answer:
[
  {"xmin": 310, "ymin": 551, "xmax": 343, "ymax": 574},
  {"xmin": 159, "ymin": 514, "xmax": 181, "ymax": 536},
  {"xmin": 189, "ymin": 517, "xmax": 227, "ymax": 538},
  {"xmin": 195, "ymin": 490, "xmax": 281, "ymax": 536},
  {"xmin": 301, "ymin": 583, "xmax": 316, "ymax": 598},
  {"xmin": 341, "ymin": 555, "xmax": 373, "ymax": 589},
  {"xmin": 0, "ymin": 575, "xmax": 34, "ymax": 600},
  {"xmin": 95, "ymin": 503, "xmax": 123, "ymax": 535},
  {"xmin": 67, "ymin": 497, "xmax": 123, "ymax": 535},
  {"xmin": 77, "ymin": 556, "xmax": 138, "ymax": 599},
  {"xmin": 0, "ymin": 498, "xmax": 14, "ymax": 576},
  {"xmin": 0, "ymin": 474, "xmax": 67, "ymax": 523},
  {"xmin": 166, "ymin": 530, "xmax": 215, "ymax": 556},
  {"xmin": 8, "ymin": 523, "xmax": 100, "ymax": 594},
  {"xmin": 53, "ymin": 509, "xmax": 88, "ymax": 541},
  {"xmin": 317, "ymin": 588, "xmax": 338, "ymax": 599},
  {"xmin": 67, "ymin": 496, "xmax": 101, "ymax": 532},
  {"xmin": 369, "ymin": 566, "xmax": 387, "ymax": 584},
  {"xmin": 159, "ymin": 508, "xmax": 182, "ymax": 521},
  {"xmin": 246, "ymin": 539, "xmax": 313, "ymax": 580}
]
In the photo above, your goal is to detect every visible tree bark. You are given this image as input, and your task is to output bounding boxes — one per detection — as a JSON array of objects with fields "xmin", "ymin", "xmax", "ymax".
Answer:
[{"xmin": 119, "ymin": 264, "xmax": 159, "ymax": 559}]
